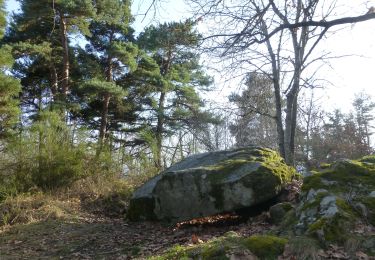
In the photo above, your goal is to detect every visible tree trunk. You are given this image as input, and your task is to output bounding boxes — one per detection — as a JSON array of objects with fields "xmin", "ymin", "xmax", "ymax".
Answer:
[
  {"xmin": 284, "ymin": 89, "xmax": 299, "ymax": 165},
  {"xmin": 59, "ymin": 13, "xmax": 69, "ymax": 97},
  {"xmin": 305, "ymin": 95, "xmax": 313, "ymax": 160},
  {"xmin": 99, "ymin": 92, "xmax": 111, "ymax": 143},
  {"xmin": 154, "ymin": 48, "xmax": 172, "ymax": 169},
  {"xmin": 284, "ymin": 23, "xmax": 307, "ymax": 165},
  {"xmin": 274, "ymin": 79, "xmax": 286, "ymax": 159},
  {"xmin": 266, "ymin": 47, "xmax": 285, "ymax": 159},
  {"xmin": 262, "ymin": 20, "xmax": 286, "ymax": 160},
  {"xmin": 284, "ymin": 94, "xmax": 294, "ymax": 165},
  {"xmin": 49, "ymin": 64, "xmax": 58, "ymax": 101},
  {"xmin": 98, "ymin": 56, "xmax": 114, "ymax": 144},
  {"xmin": 155, "ymin": 91, "xmax": 166, "ymax": 168}
]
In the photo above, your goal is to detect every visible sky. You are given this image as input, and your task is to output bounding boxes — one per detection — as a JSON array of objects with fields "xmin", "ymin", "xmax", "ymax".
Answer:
[{"xmin": 5, "ymin": 0, "xmax": 375, "ymax": 114}]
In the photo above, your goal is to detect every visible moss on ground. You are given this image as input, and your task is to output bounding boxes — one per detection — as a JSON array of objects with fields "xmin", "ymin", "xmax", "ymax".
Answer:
[
  {"xmin": 308, "ymin": 213, "xmax": 355, "ymax": 243},
  {"xmin": 243, "ymin": 235, "xmax": 288, "ymax": 259},
  {"xmin": 361, "ymin": 197, "xmax": 375, "ymax": 225},
  {"xmin": 301, "ymin": 173, "xmax": 326, "ymax": 192},
  {"xmin": 151, "ymin": 232, "xmax": 288, "ymax": 260},
  {"xmin": 287, "ymin": 236, "xmax": 321, "ymax": 259}
]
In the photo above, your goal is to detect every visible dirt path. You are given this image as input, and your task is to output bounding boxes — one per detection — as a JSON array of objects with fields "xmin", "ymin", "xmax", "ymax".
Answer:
[{"xmin": 0, "ymin": 211, "xmax": 272, "ymax": 259}]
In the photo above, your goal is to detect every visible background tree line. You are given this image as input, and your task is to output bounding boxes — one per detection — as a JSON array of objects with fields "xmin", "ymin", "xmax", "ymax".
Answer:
[
  {"xmin": 228, "ymin": 72, "xmax": 375, "ymax": 169},
  {"xmin": 0, "ymin": 0, "xmax": 375, "ymax": 197},
  {"xmin": 0, "ymin": 0, "xmax": 219, "ymax": 196}
]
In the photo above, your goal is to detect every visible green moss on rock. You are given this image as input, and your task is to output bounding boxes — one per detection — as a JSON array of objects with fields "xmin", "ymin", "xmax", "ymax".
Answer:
[
  {"xmin": 151, "ymin": 232, "xmax": 288, "ymax": 260},
  {"xmin": 269, "ymin": 202, "xmax": 294, "ymax": 225},
  {"xmin": 359, "ymin": 155, "xmax": 375, "ymax": 164},
  {"xmin": 287, "ymin": 236, "xmax": 321, "ymax": 259},
  {"xmin": 361, "ymin": 197, "xmax": 375, "ymax": 225},
  {"xmin": 302, "ymin": 159, "xmax": 375, "ymax": 194},
  {"xmin": 320, "ymin": 163, "xmax": 331, "ymax": 169},
  {"xmin": 301, "ymin": 174, "xmax": 326, "ymax": 192},
  {"xmin": 243, "ymin": 235, "xmax": 288, "ymax": 259},
  {"xmin": 277, "ymin": 156, "xmax": 374, "ymax": 248},
  {"xmin": 307, "ymin": 215, "xmax": 351, "ymax": 243},
  {"xmin": 287, "ymin": 156, "xmax": 375, "ymax": 252}
]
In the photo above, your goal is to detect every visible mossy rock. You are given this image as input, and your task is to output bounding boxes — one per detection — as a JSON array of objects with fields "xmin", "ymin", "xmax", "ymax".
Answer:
[
  {"xmin": 243, "ymin": 235, "xmax": 288, "ymax": 259},
  {"xmin": 128, "ymin": 146, "xmax": 297, "ymax": 222},
  {"xmin": 361, "ymin": 197, "xmax": 375, "ymax": 225},
  {"xmin": 151, "ymin": 232, "xmax": 287, "ymax": 260},
  {"xmin": 287, "ymin": 156, "xmax": 375, "ymax": 256},
  {"xmin": 269, "ymin": 202, "xmax": 294, "ymax": 225}
]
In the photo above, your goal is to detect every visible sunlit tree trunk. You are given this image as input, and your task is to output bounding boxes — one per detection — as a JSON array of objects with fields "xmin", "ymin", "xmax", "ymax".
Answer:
[{"xmin": 59, "ymin": 12, "xmax": 70, "ymax": 97}]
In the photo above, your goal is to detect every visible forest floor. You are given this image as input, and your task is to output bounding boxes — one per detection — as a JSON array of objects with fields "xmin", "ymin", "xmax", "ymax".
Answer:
[
  {"xmin": 0, "ymin": 196, "xmax": 273, "ymax": 259},
  {"xmin": 1, "ymin": 180, "xmax": 369, "ymax": 259}
]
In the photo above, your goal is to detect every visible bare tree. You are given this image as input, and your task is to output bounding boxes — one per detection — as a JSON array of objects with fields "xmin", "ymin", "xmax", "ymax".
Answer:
[{"xmin": 188, "ymin": 0, "xmax": 375, "ymax": 165}]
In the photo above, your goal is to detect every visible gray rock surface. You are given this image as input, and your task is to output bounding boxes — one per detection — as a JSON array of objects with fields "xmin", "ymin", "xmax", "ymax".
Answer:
[
  {"xmin": 127, "ymin": 146, "xmax": 297, "ymax": 222},
  {"xmin": 319, "ymin": 196, "xmax": 338, "ymax": 217},
  {"xmin": 269, "ymin": 202, "xmax": 294, "ymax": 224}
]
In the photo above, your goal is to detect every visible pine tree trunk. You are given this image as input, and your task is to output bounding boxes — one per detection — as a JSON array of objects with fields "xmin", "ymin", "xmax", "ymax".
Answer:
[
  {"xmin": 154, "ymin": 48, "xmax": 172, "ymax": 169},
  {"xmin": 98, "ymin": 57, "xmax": 114, "ymax": 144},
  {"xmin": 155, "ymin": 91, "xmax": 166, "ymax": 169},
  {"xmin": 99, "ymin": 92, "xmax": 111, "ymax": 143},
  {"xmin": 49, "ymin": 65, "xmax": 58, "ymax": 100},
  {"xmin": 59, "ymin": 13, "xmax": 69, "ymax": 97}
]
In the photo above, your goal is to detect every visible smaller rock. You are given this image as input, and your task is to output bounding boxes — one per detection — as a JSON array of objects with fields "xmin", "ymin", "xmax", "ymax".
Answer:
[
  {"xmin": 306, "ymin": 189, "xmax": 317, "ymax": 201},
  {"xmin": 369, "ymin": 191, "xmax": 375, "ymax": 198},
  {"xmin": 302, "ymin": 208, "xmax": 318, "ymax": 224},
  {"xmin": 269, "ymin": 202, "xmax": 294, "ymax": 224},
  {"xmin": 306, "ymin": 189, "xmax": 328, "ymax": 202},
  {"xmin": 354, "ymin": 202, "xmax": 368, "ymax": 218},
  {"xmin": 320, "ymin": 196, "xmax": 338, "ymax": 217}
]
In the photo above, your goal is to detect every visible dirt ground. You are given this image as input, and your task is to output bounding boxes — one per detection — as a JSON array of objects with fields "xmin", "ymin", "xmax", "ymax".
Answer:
[{"xmin": 0, "ymin": 210, "xmax": 273, "ymax": 259}]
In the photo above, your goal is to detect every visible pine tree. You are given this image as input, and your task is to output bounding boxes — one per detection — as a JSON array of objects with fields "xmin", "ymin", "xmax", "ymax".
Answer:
[
  {"xmin": 137, "ymin": 20, "xmax": 214, "ymax": 168},
  {"xmin": 5, "ymin": 0, "xmax": 95, "ymax": 114},
  {"xmin": 77, "ymin": 0, "xmax": 138, "ymax": 145},
  {"xmin": 0, "ymin": 0, "xmax": 21, "ymax": 138}
]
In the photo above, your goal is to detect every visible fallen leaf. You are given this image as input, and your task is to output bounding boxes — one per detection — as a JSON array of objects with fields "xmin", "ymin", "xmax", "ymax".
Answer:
[{"xmin": 191, "ymin": 234, "xmax": 203, "ymax": 244}]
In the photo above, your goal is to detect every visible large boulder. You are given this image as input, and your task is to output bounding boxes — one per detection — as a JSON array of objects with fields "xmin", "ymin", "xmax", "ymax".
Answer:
[{"xmin": 127, "ymin": 146, "xmax": 297, "ymax": 222}]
